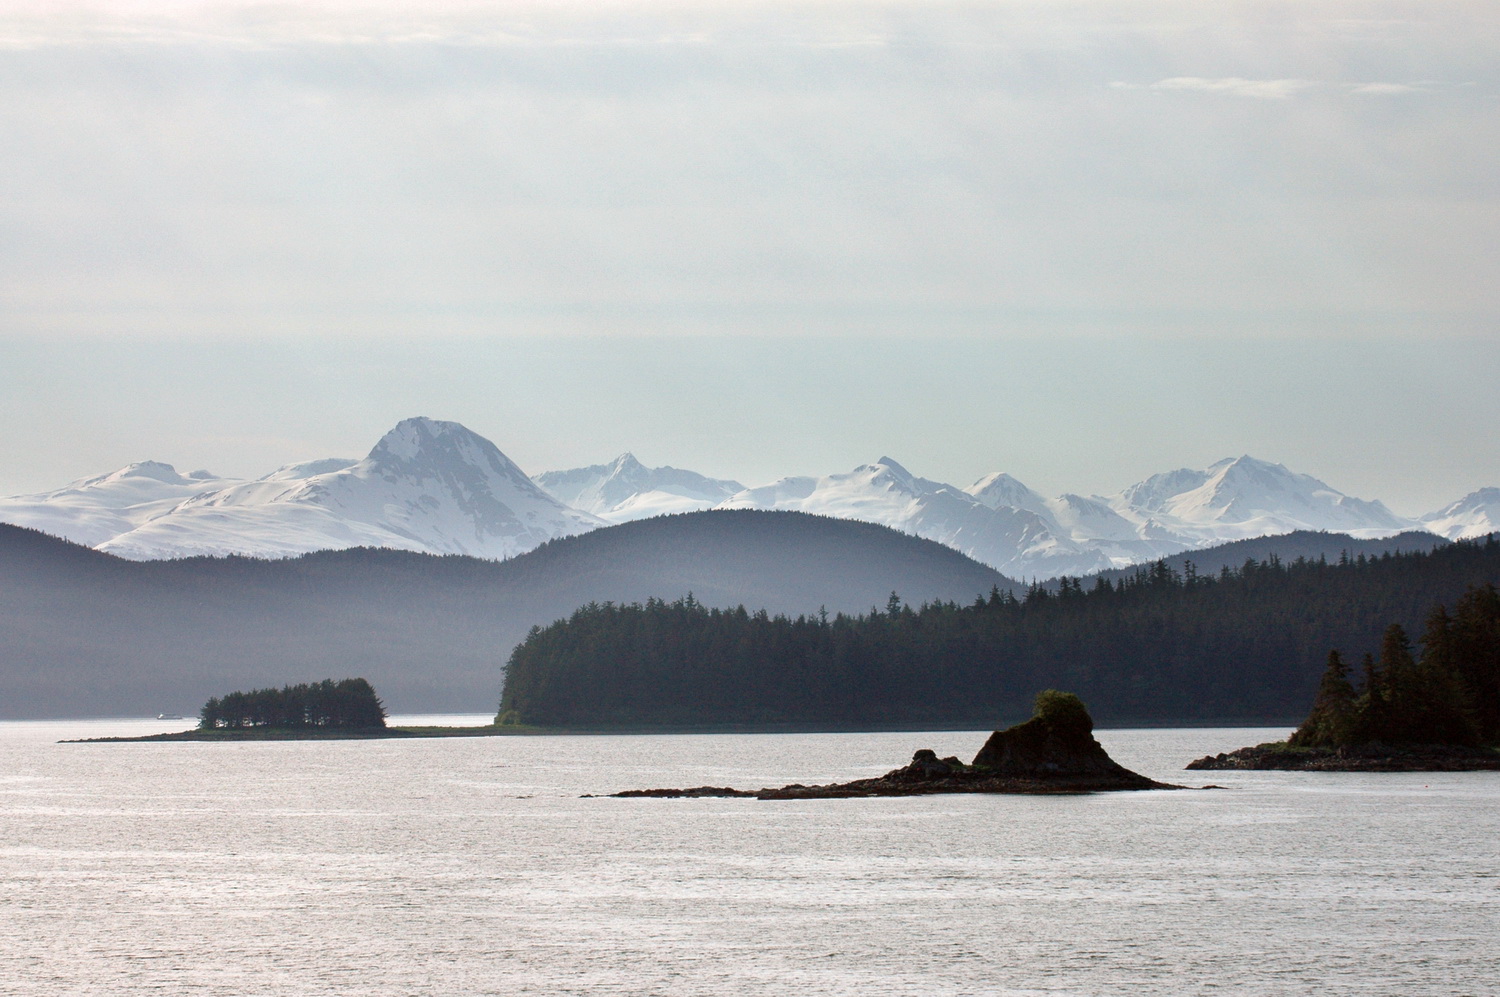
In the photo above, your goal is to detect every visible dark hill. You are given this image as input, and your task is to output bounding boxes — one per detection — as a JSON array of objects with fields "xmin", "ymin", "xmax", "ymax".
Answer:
[
  {"xmin": 1073, "ymin": 530, "xmax": 1448, "ymax": 590},
  {"xmin": 0, "ymin": 511, "xmax": 1010, "ymax": 718}
]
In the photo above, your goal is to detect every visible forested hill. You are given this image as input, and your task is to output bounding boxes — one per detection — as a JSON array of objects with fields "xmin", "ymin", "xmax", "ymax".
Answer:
[
  {"xmin": 1069, "ymin": 529, "xmax": 1449, "ymax": 591},
  {"xmin": 0, "ymin": 511, "xmax": 1008, "ymax": 718},
  {"xmin": 499, "ymin": 536, "xmax": 1500, "ymax": 729}
]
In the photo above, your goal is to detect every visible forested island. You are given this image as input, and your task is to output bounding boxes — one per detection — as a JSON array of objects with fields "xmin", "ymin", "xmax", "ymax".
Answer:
[
  {"xmin": 197, "ymin": 678, "xmax": 388, "ymax": 730},
  {"xmin": 1189, "ymin": 585, "xmax": 1500, "ymax": 770},
  {"xmin": 73, "ymin": 678, "xmax": 521, "ymax": 741},
  {"xmin": 498, "ymin": 536, "xmax": 1500, "ymax": 729}
]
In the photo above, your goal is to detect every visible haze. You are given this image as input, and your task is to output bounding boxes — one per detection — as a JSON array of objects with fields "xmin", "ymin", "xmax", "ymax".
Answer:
[{"xmin": 2, "ymin": 0, "xmax": 1496, "ymax": 514}]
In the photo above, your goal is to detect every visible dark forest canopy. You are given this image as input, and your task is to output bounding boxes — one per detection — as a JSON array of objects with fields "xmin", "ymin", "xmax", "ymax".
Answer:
[
  {"xmin": 498, "ymin": 536, "xmax": 1500, "ymax": 729},
  {"xmin": 199, "ymin": 678, "xmax": 387, "ymax": 730},
  {"xmin": 1291, "ymin": 585, "xmax": 1500, "ymax": 748}
]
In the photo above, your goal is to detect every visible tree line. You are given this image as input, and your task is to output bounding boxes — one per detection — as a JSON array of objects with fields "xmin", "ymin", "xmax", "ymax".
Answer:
[
  {"xmin": 498, "ymin": 536, "xmax": 1500, "ymax": 728},
  {"xmin": 1292, "ymin": 584, "xmax": 1500, "ymax": 747},
  {"xmin": 198, "ymin": 678, "xmax": 387, "ymax": 730}
]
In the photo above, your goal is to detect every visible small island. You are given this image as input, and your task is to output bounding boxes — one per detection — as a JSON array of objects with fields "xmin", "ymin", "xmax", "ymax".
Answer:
[
  {"xmin": 613, "ymin": 690, "xmax": 1184, "ymax": 798},
  {"xmin": 69, "ymin": 678, "xmax": 528, "ymax": 741},
  {"xmin": 1190, "ymin": 586, "xmax": 1500, "ymax": 771}
]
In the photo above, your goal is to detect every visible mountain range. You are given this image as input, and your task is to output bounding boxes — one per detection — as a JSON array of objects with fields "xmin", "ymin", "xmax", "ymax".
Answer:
[{"xmin": 1, "ymin": 416, "xmax": 1494, "ymax": 579}]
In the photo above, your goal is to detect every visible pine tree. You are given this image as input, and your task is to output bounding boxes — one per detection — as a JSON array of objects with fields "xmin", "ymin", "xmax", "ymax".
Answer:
[
  {"xmin": 1378, "ymin": 624, "xmax": 1419, "ymax": 742},
  {"xmin": 1289, "ymin": 650, "xmax": 1356, "ymax": 747},
  {"xmin": 1449, "ymin": 584, "xmax": 1500, "ymax": 743},
  {"xmin": 1352, "ymin": 652, "xmax": 1387, "ymax": 743},
  {"xmin": 1410, "ymin": 605, "xmax": 1480, "ymax": 746}
]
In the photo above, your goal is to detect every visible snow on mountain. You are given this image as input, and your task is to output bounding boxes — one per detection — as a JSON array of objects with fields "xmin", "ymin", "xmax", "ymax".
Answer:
[
  {"xmin": 4, "ymin": 431, "xmax": 1492, "ymax": 578},
  {"xmin": 715, "ymin": 458, "xmax": 1109, "ymax": 579},
  {"xmin": 262, "ymin": 457, "xmax": 360, "ymax": 481},
  {"xmin": 95, "ymin": 418, "xmax": 604, "ymax": 560},
  {"xmin": 968, "ymin": 473, "xmax": 1161, "ymax": 546},
  {"xmin": 536, "ymin": 453, "xmax": 743, "ymax": 523},
  {"xmin": 719, "ymin": 458, "xmax": 942, "ymax": 525},
  {"xmin": 965, "ymin": 472, "xmax": 1053, "ymax": 520},
  {"xmin": 1109, "ymin": 455, "xmax": 1413, "ymax": 542},
  {"xmin": 703, "ymin": 454, "xmax": 1446, "ymax": 578},
  {"xmin": 0, "ymin": 461, "xmax": 239, "ymax": 547},
  {"xmin": 964, "ymin": 472, "xmax": 1188, "ymax": 569},
  {"xmin": 1422, "ymin": 487, "xmax": 1500, "ymax": 540}
]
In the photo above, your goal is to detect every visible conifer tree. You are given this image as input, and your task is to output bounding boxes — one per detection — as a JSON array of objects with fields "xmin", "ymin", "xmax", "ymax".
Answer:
[
  {"xmin": 1377, "ymin": 624, "xmax": 1420, "ymax": 742},
  {"xmin": 1352, "ymin": 652, "xmax": 1387, "ymax": 743},
  {"xmin": 1289, "ymin": 650, "xmax": 1356, "ymax": 747},
  {"xmin": 1449, "ymin": 584, "xmax": 1500, "ymax": 742}
]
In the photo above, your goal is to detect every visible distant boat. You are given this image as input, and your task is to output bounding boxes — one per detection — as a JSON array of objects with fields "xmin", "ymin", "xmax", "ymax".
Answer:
[{"xmin": 156, "ymin": 713, "xmax": 185, "ymax": 720}]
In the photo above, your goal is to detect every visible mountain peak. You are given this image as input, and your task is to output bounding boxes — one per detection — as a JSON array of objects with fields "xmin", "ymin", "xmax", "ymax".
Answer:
[
  {"xmin": 867, "ymin": 457, "xmax": 919, "ymax": 483},
  {"xmin": 367, "ymin": 417, "xmax": 479, "ymax": 463},
  {"xmin": 1115, "ymin": 455, "xmax": 1408, "ymax": 537},
  {"xmin": 103, "ymin": 461, "xmax": 191, "ymax": 485},
  {"xmin": 1215, "ymin": 454, "xmax": 1284, "ymax": 473},
  {"xmin": 1422, "ymin": 487, "xmax": 1500, "ymax": 540},
  {"xmin": 92, "ymin": 418, "xmax": 602, "ymax": 560},
  {"xmin": 538, "ymin": 454, "xmax": 744, "ymax": 522},
  {"xmin": 609, "ymin": 453, "xmax": 644, "ymax": 473},
  {"xmin": 360, "ymin": 418, "xmax": 558, "ymax": 510}
]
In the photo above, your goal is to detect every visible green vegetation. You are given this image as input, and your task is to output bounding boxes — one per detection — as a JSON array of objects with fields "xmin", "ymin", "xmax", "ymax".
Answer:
[
  {"xmin": 198, "ymin": 678, "xmax": 387, "ymax": 730},
  {"xmin": 498, "ymin": 536, "xmax": 1500, "ymax": 728},
  {"xmin": 1030, "ymin": 689, "xmax": 1091, "ymax": 729},
  {"xmin": 1290, "ymin": 585, "xmax": 1500, "ymax": 747}
]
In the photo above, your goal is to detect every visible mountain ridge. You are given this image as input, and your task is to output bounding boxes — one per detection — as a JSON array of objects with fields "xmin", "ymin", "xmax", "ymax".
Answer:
[
  {"xmin": 2, "ymin": 417, "xmax": 1495, "ymax": 578},
  {"xmin": 0, "ymin": 510, "xmax": 1010, "ymax": 718}
]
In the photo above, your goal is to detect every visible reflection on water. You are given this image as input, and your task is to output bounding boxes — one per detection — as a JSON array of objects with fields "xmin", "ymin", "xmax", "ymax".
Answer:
[{"xmin": 1, "ymin": 719, "xmax": 1494, "ymax": 995}]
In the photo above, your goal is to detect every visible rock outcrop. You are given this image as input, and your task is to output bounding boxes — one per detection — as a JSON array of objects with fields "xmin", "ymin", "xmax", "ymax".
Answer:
[
  {"xmin": 969, "ymin": 691, "xmax": 1150, "ymax": 783},
  {"xmin": 612, "ymin": 691, "xmax": 1180, "ymax": 798}
]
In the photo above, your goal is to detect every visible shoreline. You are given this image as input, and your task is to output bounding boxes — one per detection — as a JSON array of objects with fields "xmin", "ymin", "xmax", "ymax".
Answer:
[
  {"xmin": 63, "ymin": 725, "xmax": 530, "ymax": 742},
  {"xmin": 1187, "ymin": 742, "xmax": 1500, "ymax": 771},
  {"xmin": 63, "ymin": 717, "xmax": 1299, "ymax": 743}
]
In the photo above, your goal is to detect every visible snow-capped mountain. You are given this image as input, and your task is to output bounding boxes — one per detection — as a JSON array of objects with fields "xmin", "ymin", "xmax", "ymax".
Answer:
[
  {"xmin": 714, "ymin": 458, "xmax": 1113, "ymax": 579},
  {"xmin": 965, "ymin": 471, "xmax": 1186, "ymax": 568},
  {"xmin": 4, "ymin": 418, "xmax": 604, "ymax": 561},
  {"xmin": 966, "ymin": 472, "xmax": 1053, "ymax": 520},
  {"xmin": 694, "ymin": 453, "xmax": 1462, "ymax": 578},
  {"xmin": 1422, "ymin": 488, "xmax": 1500, "ymax": 540},
  {"xmin": 718, "ymin": 458, "xmax": 948, "ymax": 526},
  {"xmin": 3, "ymin": 427, "xmax": 1493, "ymax": 579},
  {"xmin": 536, "ymin": 453, "xmax": 743, "ymax": 522},
  {"xmin": 1110, "ymin": 455, "xmax": 1411, "ymax": 542},
  {"xmin": 0, "ymin": 461, "xmax": 239, "ymax": 548}
]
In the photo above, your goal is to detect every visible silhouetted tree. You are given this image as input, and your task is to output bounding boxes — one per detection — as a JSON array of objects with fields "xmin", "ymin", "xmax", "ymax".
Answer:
[
  {"xmin": 198, "ymin": 678, "xmax": 386, "ymax": 730},
  {"xmin": 1289, "ymin": 650, "xmax": 1356, "ymax": 747}
]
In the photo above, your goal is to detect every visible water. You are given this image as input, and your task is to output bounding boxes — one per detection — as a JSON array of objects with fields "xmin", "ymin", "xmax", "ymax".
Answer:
[{"xmin": 2, "ymin": 718, "xmax": 1496, "ymax": 995}]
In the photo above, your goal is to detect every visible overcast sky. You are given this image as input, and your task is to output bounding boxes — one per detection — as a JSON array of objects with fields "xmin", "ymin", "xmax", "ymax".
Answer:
[{"xmin": 2, "ymin": 0, "xmax": 1496, "ymax": 513}]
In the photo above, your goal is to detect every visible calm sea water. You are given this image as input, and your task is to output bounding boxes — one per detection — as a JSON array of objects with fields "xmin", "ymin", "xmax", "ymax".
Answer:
[{"xmin": 1, "ymin": 718, "xmax": 1496, "ymax": 996}]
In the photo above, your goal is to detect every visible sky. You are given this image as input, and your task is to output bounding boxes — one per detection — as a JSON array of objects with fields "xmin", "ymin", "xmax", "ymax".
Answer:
[{"xmin": 1, "ymin": 0, "xmax": 1497, "ymax": 515}]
